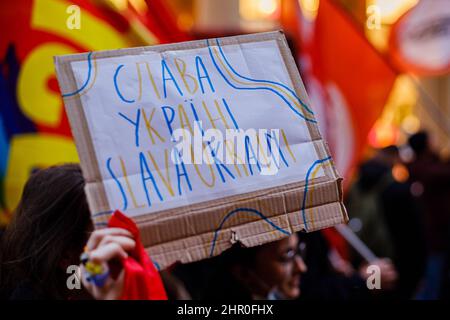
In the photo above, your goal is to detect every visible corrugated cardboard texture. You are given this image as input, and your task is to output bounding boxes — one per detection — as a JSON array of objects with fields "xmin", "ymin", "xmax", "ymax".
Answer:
[{"xmin": 54, "ymin": 31, "xmax": 348, "ymax": 270}]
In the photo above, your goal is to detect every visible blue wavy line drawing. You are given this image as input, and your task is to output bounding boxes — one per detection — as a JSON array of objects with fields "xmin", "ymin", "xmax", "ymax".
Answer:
[
  {"xmin": 209, "ymin": 207, "xmax": 290, "ymax": 257},
  {"xmin": 92, "ymin": 210, "xmax": 114, "ymax": 218},
  {"xmin": 62, "ymin": 52, "xmax": 93, "ymax": 97},
  {"xmin": 215, "ymin": 38, "xmax": 314, "ymax": 115},
  {"xmin": 206, "ymin": 40, "xmax": 316, "ymax": 123},
  {"xmin": 94, "ymin": 222, "xmax": 108, "ymax": 228},
  {"xmin": 301, "ymin": 156, "xmax": 332, "ymax": 232}
]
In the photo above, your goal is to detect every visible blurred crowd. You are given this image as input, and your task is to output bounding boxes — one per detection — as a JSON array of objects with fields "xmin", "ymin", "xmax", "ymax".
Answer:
[{"xmin": 164, "ymin": 130, "xmax": 450, "ymax": 301}]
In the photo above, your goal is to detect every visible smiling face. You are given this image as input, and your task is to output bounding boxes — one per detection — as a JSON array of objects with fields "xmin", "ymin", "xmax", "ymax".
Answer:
[{"xmin": 235, "ymin": 234, "xmax": 307, "ymax": 299}]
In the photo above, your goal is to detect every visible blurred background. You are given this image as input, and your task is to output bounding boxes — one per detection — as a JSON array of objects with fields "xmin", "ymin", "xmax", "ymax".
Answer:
[{"xmin": 0, "ymin": 0, "xmax": 449, "ymax": 300}]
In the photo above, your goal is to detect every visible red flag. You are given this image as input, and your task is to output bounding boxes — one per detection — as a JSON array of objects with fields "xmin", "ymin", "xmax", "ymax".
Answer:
[
  {"xmin": 283, "ymin": 0, "xmax": 399, "ymax": 258},
  {"xmin": 108, "ymin": 210, "xmax": 167, "ymax": 300}
]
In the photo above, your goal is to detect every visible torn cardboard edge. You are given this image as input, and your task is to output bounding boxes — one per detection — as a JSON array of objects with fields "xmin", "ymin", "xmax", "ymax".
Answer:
[{"xmin": 54, "ymin": 30, "xmax": 348, "ymax": 270}]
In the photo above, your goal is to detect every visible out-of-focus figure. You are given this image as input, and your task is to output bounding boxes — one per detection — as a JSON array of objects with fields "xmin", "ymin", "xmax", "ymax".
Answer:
[{"xmin": 295, "ymin": 231, "xmax": 397, "ymax": 300}]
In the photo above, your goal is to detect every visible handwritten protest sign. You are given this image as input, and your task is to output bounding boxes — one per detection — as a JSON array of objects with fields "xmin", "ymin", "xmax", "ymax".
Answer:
[{"xmin": 55, "ymin": 31, "xmax": 347, "ymax": 269}]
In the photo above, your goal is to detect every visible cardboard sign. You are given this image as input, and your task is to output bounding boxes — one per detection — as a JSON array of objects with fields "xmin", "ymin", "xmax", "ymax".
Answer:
[
  {"xmin": 55, "ymin": 31, "xmax": 347, "ymax": 269},
  {"xmin": 389, "ymin": 0, "xmax": 450, "ymax": 76}
]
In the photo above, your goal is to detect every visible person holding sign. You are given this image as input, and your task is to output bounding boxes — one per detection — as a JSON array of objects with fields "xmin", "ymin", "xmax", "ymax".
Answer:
[{"xmin": 54, "ymin": 32, "xmax": 348, "ymax": 270}]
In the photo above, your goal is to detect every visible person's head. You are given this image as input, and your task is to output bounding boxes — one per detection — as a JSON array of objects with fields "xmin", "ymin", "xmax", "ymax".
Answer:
[
  {"xmin": 0, "ymin": 164, "xmax": 92, "ymax": 299},
  {"xmin": 224, "ymin": 233, "xmax": 307, "ymax": 299},
  {"xmin": 377, "ymin": 145, "xmax": 399, "ymax": 167},
  {"xmin": 408, "ymin": 131, "xmax": 429, "ymax": 156}
]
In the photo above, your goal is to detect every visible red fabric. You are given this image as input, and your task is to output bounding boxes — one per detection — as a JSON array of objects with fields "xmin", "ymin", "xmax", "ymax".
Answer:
[{"xmin": 108, "ymin": 210, "xmax": 167, "ymax": 300}]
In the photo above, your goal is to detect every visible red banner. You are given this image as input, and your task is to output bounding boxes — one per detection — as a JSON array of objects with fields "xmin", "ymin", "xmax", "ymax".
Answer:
[{"xmin": 286, "ymin": 0, "xmax": 398, "ymax": 182}]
